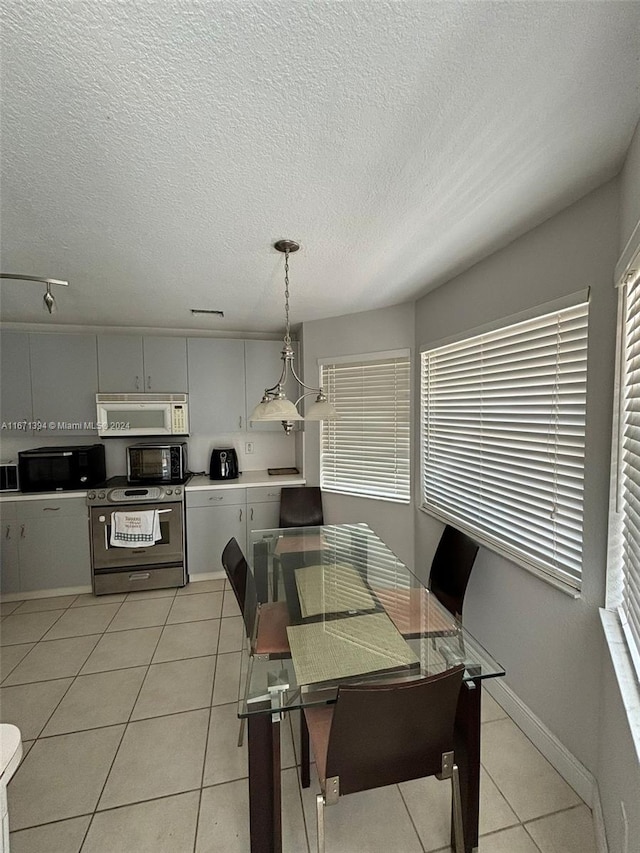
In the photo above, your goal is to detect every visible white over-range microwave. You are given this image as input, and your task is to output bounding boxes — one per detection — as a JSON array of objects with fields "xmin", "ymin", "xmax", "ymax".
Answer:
[{"xmin": 96, "ymin": 393, "xmax": 189, "ymax": 438}]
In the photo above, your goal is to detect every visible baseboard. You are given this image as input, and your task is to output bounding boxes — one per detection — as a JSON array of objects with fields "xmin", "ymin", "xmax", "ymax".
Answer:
[
  {"xmin": 187, "ymin": 571, "xmax": 226, "ymax": 582},
  {"xmin": 0, "ymin": 585, "xmax": 93, "ymax": 602},
  {"xmin": 483, "ymin": 678, "xmax": 597, "ymax": 807}
]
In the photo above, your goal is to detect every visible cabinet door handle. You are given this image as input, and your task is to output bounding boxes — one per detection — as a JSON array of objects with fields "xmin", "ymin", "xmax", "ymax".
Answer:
[
  {"xmin": 20, "ymin": 524, "xmax": 26, "ymax": 539},
  {"xmin": 147, "ymin": 375, "xmax": 152, "ymax": 390},
  {"xmin": 239, "ymin": 508, "xmax": 243, "ymax": 522},
  {"xmin": 135, "ymin": 376, "xmax": 140, "ymax": 391},
  {"xmin": 5, "ymin": 525, "xmax": 10, "ymax": 540},
  {"xmin": 238, "ymin": 415, "xmax": 242, "ymax": 429},
  {"xmin": 250, "ymin": 507, "xmax": 254, "ymax": 521},
  {"xmin": 267, "ymin": 492, "xmax": 279, "ymax": 497},
  {"xmin": 43, "ymin": 507, "xmax": 61, "ymax": 511},
  {"xmin": 208, "ymin": 496, "xmax": 223, "ymax": 501},
  {"xmin": 129, "ymin": 572, "xmax": 151, "ymax": 581}
]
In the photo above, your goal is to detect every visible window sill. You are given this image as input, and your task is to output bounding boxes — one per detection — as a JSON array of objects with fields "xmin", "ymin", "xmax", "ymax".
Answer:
[
  {"xmin": 599, "ymin": 608, "xmax": 640, "ymax": 765},
  {"xmin": 418, "ymin": 504, "xmax": 581, "ymax": 598}
]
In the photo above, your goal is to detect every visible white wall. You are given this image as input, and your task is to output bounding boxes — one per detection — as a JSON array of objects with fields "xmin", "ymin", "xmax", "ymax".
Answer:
[
  {"xmin": 301, "ymin": 302, "xmax": 415, "ymax": 567},
  {"xmin": 596, "ymin": 117, "xmax": 640, "ymax": 853},
  {"xmin": 415, "ymin": 179, "xmax": 620, "ymax": 775}
]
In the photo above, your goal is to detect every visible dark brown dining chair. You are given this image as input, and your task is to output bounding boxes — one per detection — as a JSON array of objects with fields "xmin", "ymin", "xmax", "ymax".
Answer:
[
  {"xmin": 304, "ymin": 665, "xmax": 466, "ymax": 853},
  {"xmin": 221, "ymin": 537, "xmax": 291, "ymax": 747},
  {"xmin": 428, "ymin": 525, "xmax": 479, "ymax": 621},
  {"xmin": 279, "ymin": 486, "xmax": 324, "ymax": 528},
  {"xmin": 221, "ymin": 537, "xmax": 290, "ymax": 657}
]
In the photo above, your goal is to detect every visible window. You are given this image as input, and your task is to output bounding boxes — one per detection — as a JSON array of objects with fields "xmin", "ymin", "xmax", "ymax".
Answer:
[
  {"xmin": 420, "ymin": 297, "xmax": 589, "ymax": 590},
  {"xmin": 608, "ymin": 263, "xmax": 640, "ymax": 678},
  {"xmin": 320, "ymin": 351, "xmax": 410, "ymax": 503}
]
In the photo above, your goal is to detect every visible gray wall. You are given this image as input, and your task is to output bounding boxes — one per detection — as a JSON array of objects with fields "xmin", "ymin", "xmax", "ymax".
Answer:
[
  {"xmin": 301, "ymin": 302, "xmax": 415, "ymax": 567},
  {"xmin": 414, "ymin": 179, "xmax": 620, "ymax": 774}
]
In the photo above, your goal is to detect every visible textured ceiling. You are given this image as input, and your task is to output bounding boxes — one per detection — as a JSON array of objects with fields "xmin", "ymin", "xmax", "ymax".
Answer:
[{"xmin": 1, "ymin": 1, "xmax": 639, "ymax": 333}]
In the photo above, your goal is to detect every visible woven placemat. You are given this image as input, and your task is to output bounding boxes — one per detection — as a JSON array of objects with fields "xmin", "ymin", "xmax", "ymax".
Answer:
[
  {"xmin": 295, "ymin": 563, "xmax": 375, "ymax": 617},
  {"xmin": 286, "ymin": 612, "xmax": 420, "ymax": 686}
]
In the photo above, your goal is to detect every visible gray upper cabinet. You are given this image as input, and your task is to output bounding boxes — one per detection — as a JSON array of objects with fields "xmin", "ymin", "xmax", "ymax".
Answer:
[
  {"xmin": 97, "ymin": 336, "xmax": 144, "ymax": 392},
  {"xmin": 97, "ymin": 335, "xmax": 188, "ymax": 392},
  {"xmin": 244, "ymin": 339, "xmax": 301, "ymax": 432},
  {"xmin": 142, "ymin": 337, "xmax": 188, "ymax": 392},
  {"xmin": 30, "ymin": 334, "xmax": 99, "ymax": 435},
  {"xmin": 187, "ymin": 338, "xmax": 246, "ymax": 434},
  {"xmin": 0, "ymin": 331, "xmax": 32, "ymax": 426}
]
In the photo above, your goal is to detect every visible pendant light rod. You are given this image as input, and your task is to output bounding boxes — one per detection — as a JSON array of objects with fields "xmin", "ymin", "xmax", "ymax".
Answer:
[
  {"xmin": 0, "ymin": 274, "xmax": 68, "ymax": 286},
  {"xmin": 249, "ymin": 239, "xmax": 338, "ymax": 434}
]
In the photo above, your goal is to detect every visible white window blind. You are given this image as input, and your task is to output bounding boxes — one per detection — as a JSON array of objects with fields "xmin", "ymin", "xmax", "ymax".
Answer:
[
  {"xmin": 421, "ymin": 300, "xmax": 589, "ymax": 588},
  {"xmin": 320, "ymin": 353, "xmax": 410, "ymax": 503},
  {"xmin": 617, "ymin": 271, "xmax": 640, "ymax": 675}
]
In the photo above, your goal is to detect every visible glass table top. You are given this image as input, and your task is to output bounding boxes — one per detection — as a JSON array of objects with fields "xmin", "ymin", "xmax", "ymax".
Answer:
[{"xmin": 239, "ymin": 522, "xmax": 505, "ymax": 718}]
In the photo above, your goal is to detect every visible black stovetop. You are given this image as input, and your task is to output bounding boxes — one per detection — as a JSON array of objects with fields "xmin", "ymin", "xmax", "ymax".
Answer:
[{"xmin": 99, "ymin": 475, "xmax": 192, "ymax": 489}]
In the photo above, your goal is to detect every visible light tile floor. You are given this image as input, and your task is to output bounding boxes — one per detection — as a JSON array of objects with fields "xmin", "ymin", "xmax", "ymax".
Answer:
[{"xmin": 1, "ymin": 581, "xmax": 598, "ymax": 853}]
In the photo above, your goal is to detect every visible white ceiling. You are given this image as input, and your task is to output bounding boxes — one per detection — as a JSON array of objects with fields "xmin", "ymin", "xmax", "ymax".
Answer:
[{"xmin": 1, "ymin": 1, "xmax": 639, "ymax": 334}]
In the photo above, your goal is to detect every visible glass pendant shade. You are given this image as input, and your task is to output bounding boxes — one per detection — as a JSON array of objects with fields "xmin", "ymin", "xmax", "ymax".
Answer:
[
  {"xmin": 250, "ymin": 397, "xmax": 304, "ymax": 422},
  {"xmin": 305, "ymin": 398, "xmax": 339, "ymax": 421}
]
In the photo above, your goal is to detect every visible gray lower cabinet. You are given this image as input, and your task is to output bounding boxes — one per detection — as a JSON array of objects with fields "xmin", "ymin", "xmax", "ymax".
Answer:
[
  {"xmin": 1, "ymin": 503, "xmax": 20, "ymax": 594},
  {"xmin": 247, "ymin": 486, "xmax": 282, "ymax": 535},
  {"xmin": 0, "ymin": 498, "xmax": 91, "ymax": 593},
  {"xmin": 186, "ymin": 489, "xmax": 247, "ymax": 577},
  {"xmin": 30, "ymin": 334, "xmax": 99, "ymax": 435},
  {"xmin": 186, "ymin": 486, "xmax": 282, "ymax": 577}
]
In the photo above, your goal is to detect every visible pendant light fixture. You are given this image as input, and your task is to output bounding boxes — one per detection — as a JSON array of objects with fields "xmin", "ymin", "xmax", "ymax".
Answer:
[
  {"xmin": 249, "ymin": 240, "xmax": 338, "ymax": 435},
  {"xmin": 0, "ymin": 273, "xmax": 69, "ymax": 314}
]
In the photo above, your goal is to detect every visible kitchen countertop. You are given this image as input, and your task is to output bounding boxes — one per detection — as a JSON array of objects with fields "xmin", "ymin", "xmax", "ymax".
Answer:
[
  {"xmin": 186, "ymin": 471, "xmax": 306, "ymax": 491},
  {"xmin": 0, "ymin": 470, "xmax": 306, "ymax": 501},
  {"xmin": 0, "ymin": 489, "xmax": 88, "ymax": 503}
]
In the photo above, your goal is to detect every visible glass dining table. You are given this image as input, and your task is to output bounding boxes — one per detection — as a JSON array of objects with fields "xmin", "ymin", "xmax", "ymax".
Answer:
[{"xmin": 239, "ymin": 522, "xmax": 505, "ymax": 853}]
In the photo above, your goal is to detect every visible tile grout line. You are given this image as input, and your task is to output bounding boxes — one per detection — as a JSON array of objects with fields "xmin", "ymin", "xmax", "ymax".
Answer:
[
  {"xmin": 192, "ymin": 594, "xmax": 224, "ymax": 852},
  {"xmin": 77, "ymin": 589, "xmax": 178, "ymax": 850},
  {"xmin": 396, "ymin": 782, "xmax": 429, "ymax": 853}
]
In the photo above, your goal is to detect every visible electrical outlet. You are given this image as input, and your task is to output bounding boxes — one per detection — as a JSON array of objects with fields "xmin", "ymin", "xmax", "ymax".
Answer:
[{"xmin": 245, "ymin": 442, "xmax": 254, "ymax": 454}]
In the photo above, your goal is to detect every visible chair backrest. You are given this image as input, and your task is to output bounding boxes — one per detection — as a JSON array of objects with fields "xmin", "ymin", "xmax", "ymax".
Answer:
[
  {"xmin": 221, "ymin": 537, "xmax": 258, "ymax": 641},
  {"xmin": 428, "ymin": 525, "xmax": 479, "ymax": 620},
  {"xmin": 279, "ymin": 486, "xmax": 324, "ymax": 528},
  {"xmin": 325, "ymin": 665, "xmax": 464, "ymax": 796}
]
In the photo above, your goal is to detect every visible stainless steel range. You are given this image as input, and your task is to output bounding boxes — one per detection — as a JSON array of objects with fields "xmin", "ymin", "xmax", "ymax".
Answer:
[{"xmin": 87, "ymin": 476, "xmax": 188, "ymax": 595}]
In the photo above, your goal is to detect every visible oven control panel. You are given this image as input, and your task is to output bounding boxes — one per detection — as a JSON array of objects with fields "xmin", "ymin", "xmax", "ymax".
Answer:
[{"xmin": 87, "ymin": 483, "xmax": 183, "ymax": 505}]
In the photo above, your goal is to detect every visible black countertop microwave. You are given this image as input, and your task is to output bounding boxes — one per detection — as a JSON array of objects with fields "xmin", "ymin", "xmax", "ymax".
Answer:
[{"xmin": 18, "ymin": 445, "xmax": 106, "ymax": 492}]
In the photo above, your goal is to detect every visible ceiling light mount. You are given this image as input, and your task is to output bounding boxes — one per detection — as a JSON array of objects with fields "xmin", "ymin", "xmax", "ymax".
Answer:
[
  {"xmin": 249, "ymin": 239, "xmax": 338, "ymax": 434},
  {"xmin": 0, "ymin": 273, "xmax": 69, "ymax": 315}
]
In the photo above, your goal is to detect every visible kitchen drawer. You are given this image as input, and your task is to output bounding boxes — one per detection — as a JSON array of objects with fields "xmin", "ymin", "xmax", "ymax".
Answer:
[
  {"xmin": 186, "ymin": 488, "xmax": 247, "ymax": 509},
  {"xmin": 18, "ymin": 498, "xmax": 88, "ymax": 519},
  {"xmin": 93, "ymin": 565, "xmax": 185, "ymax": 595},
  {"xmin": 248, "ymin": 486, "xmax": 282, "ymax": 504}
]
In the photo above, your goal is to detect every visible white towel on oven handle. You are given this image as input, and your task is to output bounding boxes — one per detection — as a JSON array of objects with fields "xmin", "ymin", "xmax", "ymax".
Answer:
[{"xmin": 110, "ymin": 509, "xmax": 165, "ymax": 548}]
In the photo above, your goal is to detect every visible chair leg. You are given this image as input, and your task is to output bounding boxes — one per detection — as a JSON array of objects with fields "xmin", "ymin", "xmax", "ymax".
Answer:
[
  {"xmin": 300, "ymin": 710, "xmax": 310, "ymax": 788},
  {"xmin": 237, "ymin": 716, "xmax": 246, "ymax": 748},
  {"xmin": 451, "ymin": 763, "xmax": 465, "ymax": 853},
  {"xmin": 316, "ymin": 793, "xmax": 325, "ymax": 853}
]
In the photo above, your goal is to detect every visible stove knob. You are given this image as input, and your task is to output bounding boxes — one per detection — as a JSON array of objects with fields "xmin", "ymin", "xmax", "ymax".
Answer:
[
  {"xmin": 165, "ymin": 488, "xmax": 173, "ymax": 496},
  {"xmin": 87, "ymin": 491, "xmax": 96, "ymax": 500},
  {"xmin": 98, "ymin": 492, "xmax": 106, "ymax": 500},
  {"xmin": 174, "ymin": 487, "xmax": 182, "ymax": 496}
]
